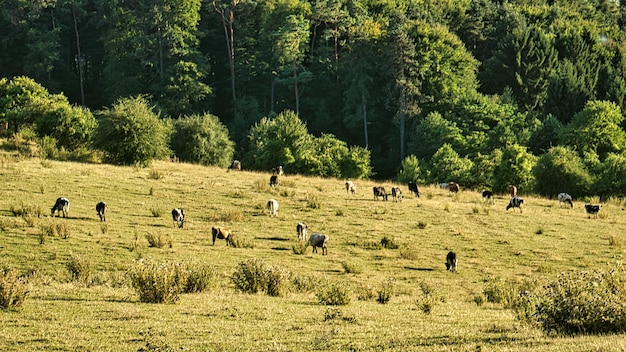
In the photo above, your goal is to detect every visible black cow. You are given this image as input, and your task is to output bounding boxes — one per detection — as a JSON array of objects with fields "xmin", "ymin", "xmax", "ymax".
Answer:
[
  {"xmin": 51, "ymin": 197, "xmax": 70, "ymax": 218},
  {"xmin": 481, "ymin": 190, "xmax": 494, "ymax": 204},
  {"xmin": 373, "ymin": 186, "xmax": 388, "ymax": 201},
  {"xmin": 408, "ymin": 181, "xmax": 420, "ymax": 197},
  {"xmin": 445, "ymin": 251, "xmax": 457, "ymax": 272},
  {"xmin": 270, "ymin": 175, "xmax": 279, "ymax": 188},
  {"xmin": 96, "ymin": 201, "xmax": 107, "ymax": 222},
  {"xmin": 506, "ymin": 197, "xmax": 524, "ymax": 213},
  {"xmin": 172, "ymin": 208, "xmax": 185, "ymax": 228},
  {"xmin": 585, "ymin": 204, "xmax": 601, "ymax": 219},
  {"xmin": 307, "ymin": 233, "xmax": 329, "ymax": 255}
]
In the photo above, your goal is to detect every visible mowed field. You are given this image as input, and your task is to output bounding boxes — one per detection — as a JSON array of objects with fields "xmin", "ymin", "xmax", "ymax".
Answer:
[{"xmin": 1, "ymin": 151, "xmax": 626, "ymax": 351}]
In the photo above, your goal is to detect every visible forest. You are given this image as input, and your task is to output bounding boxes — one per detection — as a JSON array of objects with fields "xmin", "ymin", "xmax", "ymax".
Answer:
[{"xmin": 2, "ymin": 0, "xmax": 626, "ymax": 197}]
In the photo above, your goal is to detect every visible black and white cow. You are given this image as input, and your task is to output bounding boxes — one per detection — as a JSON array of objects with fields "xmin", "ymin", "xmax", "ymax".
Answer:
[
  {"xmin": 172, "ymin": 208, "xmax": 185, "ymax": 228},
  {"xmin": 506, "ymin": 197, "xmax": 524, "ymax": 213},
  {"xmin": 481, "ymin": 190, "xmax": 494, "ymax": 204},
  {"xmin": 229, "ymin": 160, "xmax": 242, "ymax": 171},
  {"xmin": 270, "ymin": 175, "xmax": 279, "ymax": 188},
  {"xmin": 408, "ymin": 181, "xmax": 420, "ymax": 197},
  {"xmin": 296, "ymin": 222, "xmax": 308, "ymax": 241},
  {"xmin": 272, "ymin": 166, "xmax": 284, "ymax": 176},
  {"xmin": 445, "ymin": 251, "xmax": 457, "ymax": 272},
  {"xmin": 51, "ymin": 197, "xmax": 70, "ymax": 218},
  {"xmin": 96, "ymin": 201, "xmax": 107, "ymax": 222},
  {"xmin": 267, "ymin": 199, "xmax": 279, "ymax": 217},
  {"xmin": 558, "ymin": 193, "xmax": 574, "ymax": 208},
  {"xmin": 585, "ymin": 204, "xmax": 601, "ymax": 219},
  {"xmin": 345, "ymin": 180, "xmax": 356, "ymax": 195},
  {"xmin": 392, "ymin": 187, "xmax": 403, "ymax": 202},
  {"xmin": 307, "ymin": 233, "xmax": 329, "ymax": 255},
  {"xmin": 373, "ymin": 186, "xmax": 388, "ymax": 201}
]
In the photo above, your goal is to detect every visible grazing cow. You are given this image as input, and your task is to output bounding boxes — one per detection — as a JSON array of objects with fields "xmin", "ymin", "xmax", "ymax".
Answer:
[
  {"xmin": 345, "ymin": 180, "xmax": 356, "ymax": 195},
  {"xmin": 508, "ymin": 185, "xmax": 518, "ymax": 197},
  {"xmin": 96, "ymin": 201, "xmax": 107, "ymax": 222},
  {"xmin": 445, "ymin": 251, "xmax": 457, "ymax": 272},
  {"xmin": 270, "ymin": 175, "xmax": 279, "ymax": 188},
  {"xmin": 448, "ymin": 182, "xmax": 460, "ymax": 193},
  {"xmin": 272, "ymin": 166, "xmax": 284, "ymax": 176},
  {"xmin": 392, "ymin": 187, "xmax": 403, "ymax": 202},
  {"xmin": 267, "ymin": 199, "xmax": 279, "ymax": 217},
  {"xmin": 307, "ymin": 233, "xmax": 329, "ymax": 255},
  {"xmin": 170, "ymin": 154, "xmax": 179, "ymax": 163},
  {"xmin": 506, "ymin": 197, "xmax": 524, "ymax": 213},
  {"xmin": 51, "ymin": 197, "xmax": 70, "ymax": 218},
  {"xmin": 373, "ymin": 186, "xmax": 388, "ymax": 201},
  {"xmin": 228, "ymin": 160, "xmax": 241, "ymax": 171},
  {"xmin": 296, "ymin": 222, "xmax": 308, "ymax": 241},
  {"xmin": 408, "ymin": 181, "xmax": 420, "ymax": 197},
  {"xmin": 584, "ymin": 204, "xmax": 602, "ymax": 219},
  {"xmin": 171, "ymin": 208, "xmax": 185, "ymax": 228},
  {"xmin": 212, "ymin": 226, "xmax": 234, "ymax": 246},
  {"xmin": 558, "ymin": 193, "xmax": 574, "ymax": 208},
  {"xmin": 481, "ymin": 190, "xmax": 494, "ymax": 204},
  {"xmin": 439, "ymin": 182, "xmax": 449, "ymax": 189}
]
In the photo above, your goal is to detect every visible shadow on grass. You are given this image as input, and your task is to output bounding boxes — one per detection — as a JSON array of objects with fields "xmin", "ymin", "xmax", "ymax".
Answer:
[{"xmin": 403, "ymin": 266, "xmax": 435, "ymax": 271}]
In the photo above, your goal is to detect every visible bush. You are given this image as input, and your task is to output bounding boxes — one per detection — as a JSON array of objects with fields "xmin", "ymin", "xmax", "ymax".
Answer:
[
  {"xmin": 0, "ymin": 267, "xmax": 29, "ymax": 309},
  {"xmin": 291, "ymin": 274, "xmax": 318, "ymax": 293},
  {"xmin": 231, "ymin": 258, "xmax": 289, "ymax": 296},
  {"xmin": 397, "ymin": 155, "xmax": 422, "ymax": 184},
  {"xmin": 94, "ymin": 96, "xmax": 170, "ymax": 166},
  {"xmin": 493, "ymin": 144, "xmax": 536, "ymax": 193},
  {"xmin": 380, "ymin": 236, "xmax": 399, "ymax": 249},
  {"xmin": 145, "ymin": 232, "xmax": 172, "ymax": 248},
  {"xmin": 265, "ymin": 265, "xmax": 291, "ymax": 297},
  {"xmin": 170, "ymin": 113, "xmax": 234, "ymax": 167},
  {"xmin": 182, "ymin": 262, "xmax": 217, "ymax": 293},
  {"xmin": 316, "ymin": 281, "xmax": 351, "ymax": 306},
  {"xmin": 534, "ymin": 264, "xmax": 626, "ymax": 335},
  {"xmin": 292, "ymin": 241, "xmax": 308, "ymax": 255},
  {"xmin": 128, "ymin": 258, "xmax": 186, "ymax": 303},
  {"xmin": 40, "ymin": 221, "xmax": 71, "ymax": 239},
  {"xmin": 533, "ymin": 146, "xmax": 592, "ymax": 197},
  {"xmin": 415, "ymin": 281, "xmax": 442, "ymax": 314},
  {"xmin": 377, "ymin": 278, "xmax": 395, "ymax": 304},
  {"xmin": 341, "ymin": 261, "xmax": 362, "ymax": 274},
  {"xmin": 67, "ymin": 254, "xmax": 93, "ymax": 284}
]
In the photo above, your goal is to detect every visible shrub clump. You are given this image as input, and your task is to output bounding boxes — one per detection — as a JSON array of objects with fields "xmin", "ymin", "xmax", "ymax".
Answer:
[
  {"xmin": 231, "ymin": 258, "xmax": 290, "ymax": 297},
  {"xmin": 316, "ymin": 281, "xmax": 351, "ymax": 306},
  {"xmin": 377, "ymin": 278, "xmax": 395, "ymax": 304},
  {"xmin": 534, "ymin": 264, "xmax": 626, "ymax": 335},
  {"xmin": 182, "ymin": 262, "xmax": 217, "ymax": 293},
  {"xmin": 67, "ymin": 254, "xmax": 93, "ymax": 285},
  {"xmin": 128, "ymin": 258, "xmax": 186, "ymax": 303},
  {"xmin": 0, "ymin": 267, "xmax": 30, "ymax": 309}
]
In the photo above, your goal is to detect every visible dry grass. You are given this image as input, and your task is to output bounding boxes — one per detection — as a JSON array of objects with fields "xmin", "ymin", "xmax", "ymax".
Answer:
[{"xmin": 0, "ymin": 152, "xmax": 626, "ymax": 350}]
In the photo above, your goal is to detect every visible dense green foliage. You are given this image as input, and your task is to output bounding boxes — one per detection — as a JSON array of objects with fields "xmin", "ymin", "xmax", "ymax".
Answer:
[
  {"xmin": 533, "ymin": 146, "xmax": 593, "ymax": 197},
  {"xmin": 94, "ymin": 96, "xmax": 170, "ymax": 166},
  {"xmin": 3, "ymin": 0, "xmax": 626, "ymax": 192},
  {"xmin": 170, "ymin": 113, "xmax": 234, "ymax": 167}
]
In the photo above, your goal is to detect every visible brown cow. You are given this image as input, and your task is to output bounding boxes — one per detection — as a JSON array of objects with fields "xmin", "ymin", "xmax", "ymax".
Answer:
[
  {"xmin": 448, "ymin": 182, "xmax": 460, "ymax": 193},
  {"xmin": 212, "ymin": 226, "xmax": 235, "ymax": 246},
  {"xmin": 508, "ymin": 185, "xmax": 518, "ymax": 197}
]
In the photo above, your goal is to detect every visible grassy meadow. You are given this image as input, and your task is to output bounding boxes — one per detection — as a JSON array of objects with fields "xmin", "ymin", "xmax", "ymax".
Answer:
[{"xmin": 1, "ymin": 149, "xmax": 626, "ymax": 351}]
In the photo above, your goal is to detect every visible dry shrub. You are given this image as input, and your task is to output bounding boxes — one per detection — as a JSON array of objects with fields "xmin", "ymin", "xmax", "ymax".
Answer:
[
  {"xmin": 355, "ymin": 284, "xmax": 376, "ymax": 301},
  {"xmin": 341, "ymin": 261, "xmax": 362, "ymax": 274},
  {"xmin": 377, "ymin": 278, "xmax": 395, "ymax": 304},
  {"xmin": 147, "ymin": 169, "xmax": 164, "ymax": 180},
  {"xmin": 0, "ymin": 267, "xmax": 29, "ymax": 308},
  {"xmin": 67, "ymin": 254, "xmax": 93, "ymax": 285},
  {"xmin": 231, "ymin": 258, "xmax": 290, "ymax": 296},
  {"xmin": 145, "ymin": 232, "xmax": 172, "ymax": 248},
  {"xmin": 254, "ymin": 179, "xmax": 270, "ymax": 192},
  {"xmin": 182, "ymin": 262, "xmax": 217, "ymax": 293},
  {"xmin": 10, "ymin": 203, "xmax": 43, "ymax": 218},
  {"xmin": 316, "ymin": 281, "xmax": 351, "ymax": 306},
  {"xmin": 292, "ymin": 241, "xmax": 308, "ymax": 255},
  {"xmin": 40, "ymin": 221, "xmax": 71, "ymax": 240},
  {"xmin": 128, "ymin": 258, "xmax": 186, "ymax": 303},
  {"xmin": 291, "ymin": 274, "xmax": 319, "ymax": 293}
]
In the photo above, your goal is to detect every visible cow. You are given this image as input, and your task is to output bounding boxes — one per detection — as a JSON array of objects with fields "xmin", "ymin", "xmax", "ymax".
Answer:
[
  {"xmin": 228, "ymin": 160, "xmax": 241, "ymax": 171},
  {"xmin": 272, "ymin": 166, "xmax": 284, "ymax": 176},
  {"xmin": 172, "ymin": 208, "xmax": 185, "ymax": 228},
  {"xmin": 408, "ymin": 181, "xmax": 420, "ymax": 197},
  {"xmin": 392, "ymin": 187, "xmax": 403, "ymax": 202},
  {"xmin": 558, "ymin": 193, "xmax": 574, "ymax": 208},
  {"xmin": 267, "ymin": 199, "xmax": 279, "ymax": 217},
  {"xmin": 270, "ymin": 175, "xmax": 279, "ymax": 188},
  {"xmin": 373, "ymin": 186, "xmax": 388, "ymax": 201},
  {"xmin": 96, "ymin": 201, "xmax": 107, "ymax": 222},
  {"xmin": 448, "ymin": 182, "xmax": 460, "ymax": 193},
  {"xmin": 212, "ymin": 226, "xmax": 234, "ymax": 246},
  {"xmin": 170, "ymin": 154, "xmax": 179, "ymax": 163},
  {"xmin": 585, "ymin": 204, "xmax": 602, "ymax": 219},
  {"xmin": 439, "ymin": 182, "xmax": 449, "ymax": 189},
  {"xmin": 445, "ymin": 251, "xmax": 457, "ymax": 272},
  {"xmin": 508, "ymin": 185, "xmax": 518, "ymax": 197},
  {"xmin": 506, "ymin": 197, "xmax": 524, "ymax": 213},
  {"xmin": 307, "ymin": 233, "xmax": 329, "ymax": 255},
  {"xmin": 345, "ymin": 180, "xmax": 356, "ymax": 195},
  {"xmin": 296, "ymin": 222, "xmax": 308, "ymax": 241},
  {"xmin": 51, "ymin": 197, "xmax": 70, "ymax": 218},
  {"xmin": 481, "ymin": 190, "xmax": 494, "ymax": 204}
]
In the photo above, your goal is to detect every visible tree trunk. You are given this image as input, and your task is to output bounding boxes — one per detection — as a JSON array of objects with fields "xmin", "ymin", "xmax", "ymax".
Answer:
[{"xmin": 72, "ymin": 7, "xmax": 85, "ymax": 107}]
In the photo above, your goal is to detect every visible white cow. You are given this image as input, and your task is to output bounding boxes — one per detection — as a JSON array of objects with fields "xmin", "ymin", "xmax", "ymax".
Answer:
[{"xmin": 267, "ymin": 199, "xmax": 279, "ymax": 217}]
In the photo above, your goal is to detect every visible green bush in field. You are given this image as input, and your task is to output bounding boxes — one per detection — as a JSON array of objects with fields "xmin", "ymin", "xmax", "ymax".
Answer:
[
  {"xmin": 231, "ymin": 258, "xmax": 268, "ymax": 294},
  {"xmin": 0, "ymin": 267, "xmax": 29, "ymax": 309},
  {"xmin": 534, "ymin": 264, "xmax": 626, "ymax": 335},
  {"xmin": 67, "ymin": 254, "xmax": 93, "ymax": 285},
  {"xmin": 316, "ymin": 281, "xmax": 351, "ymax": 306},
  {"xmin": 377, "ymin": 278, "xmax": 395, "ymax": 304},
  {"xmin": 291, "ymin": 274, "xmax": 318, "ymax": 293},
  {"xmin": 128, "ymin": 259, "xmax": 186, "ymax": 303},
  {"xmin": 182, "ymin": 262, "xmax": 217, "ymax": 294},
  {"xmin": 170, "ymin": 113, "xmax": 234, "ymax": 167},
  {"xmin": 265, "ymin": 265, "xmax": 291, "ymax": 297}
]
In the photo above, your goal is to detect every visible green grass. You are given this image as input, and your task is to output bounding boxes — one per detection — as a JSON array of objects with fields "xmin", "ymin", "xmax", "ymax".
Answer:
[{"xmin": 1, "ymin": 152, "xmax": 626, "ymax": 351}]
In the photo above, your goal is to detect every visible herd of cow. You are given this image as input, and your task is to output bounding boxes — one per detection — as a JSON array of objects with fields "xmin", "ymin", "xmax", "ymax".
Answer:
[{"xmin": 46, "ymin": 161, "xmax": 605, "ymax": 273}]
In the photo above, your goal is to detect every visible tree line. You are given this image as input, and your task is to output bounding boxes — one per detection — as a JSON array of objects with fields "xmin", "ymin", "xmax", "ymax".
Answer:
[{"xmin": 2, "ymin": 0, "xmax": 626, "ymax": 197}]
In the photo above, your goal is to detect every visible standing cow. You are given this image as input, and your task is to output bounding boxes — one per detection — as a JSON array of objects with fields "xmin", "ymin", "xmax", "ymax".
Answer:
[
  {"xmin": 51, "ymin": 197, "xmax": 70, "ymax": 218},
  {"xmin": 296, "ymin": 222, "xmax": 308, "ymax": 241},
  {"xmin": 558, "ymin": 193, "xmax": 574, "ymax": 208},
  {"xmin": 228, "ymin": 160, "xmax": 242, "ymax": 171},
  {"xmin": 508, "ymin": 185, "xmax": 518, "ymax": 197},
  {"xmin": 585, "ymin": 204, "xmax": 602, "ymax": 219},
  {"xmin": 172, "ymin": 208, "xmax": 185, "ymax": 228},
  {"xmin": 408, "ymin": 181, "xmax": 420, "ymax": 197},
  {"xmin": 392, "ymin": 187, "xmax": 403, "ymax": 202},
  {"xmin": 307, "ymin": 233, "xmax": 329, "ymax": 255},
  {"xmin": 506, "ymin": 197, "xmax": 524, "ymax": 213},
  {"xmin": 267, "ymin": 199, "xmax": 279, "ymax": 217},
  {"xmin": 96, "ymin": 201, "xmax": 107, "ymax": 222},
  {"xmin": 448, "ymin": 182, "xmax": 460, "ymax": 193},
  {"xmin": 445, "ymin": 251, "xmax": 457, "ymax": 272},
  {"xmin": 212, "ymin": 226, "xmax": 234, "ymax": 246},
  {"xmin": 345, "ymin": 181, "xmax": 356, "ymax": 195},
  {"xmin": 270, "ymin": 175, "xmax": 279, "ymax": 188}
]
